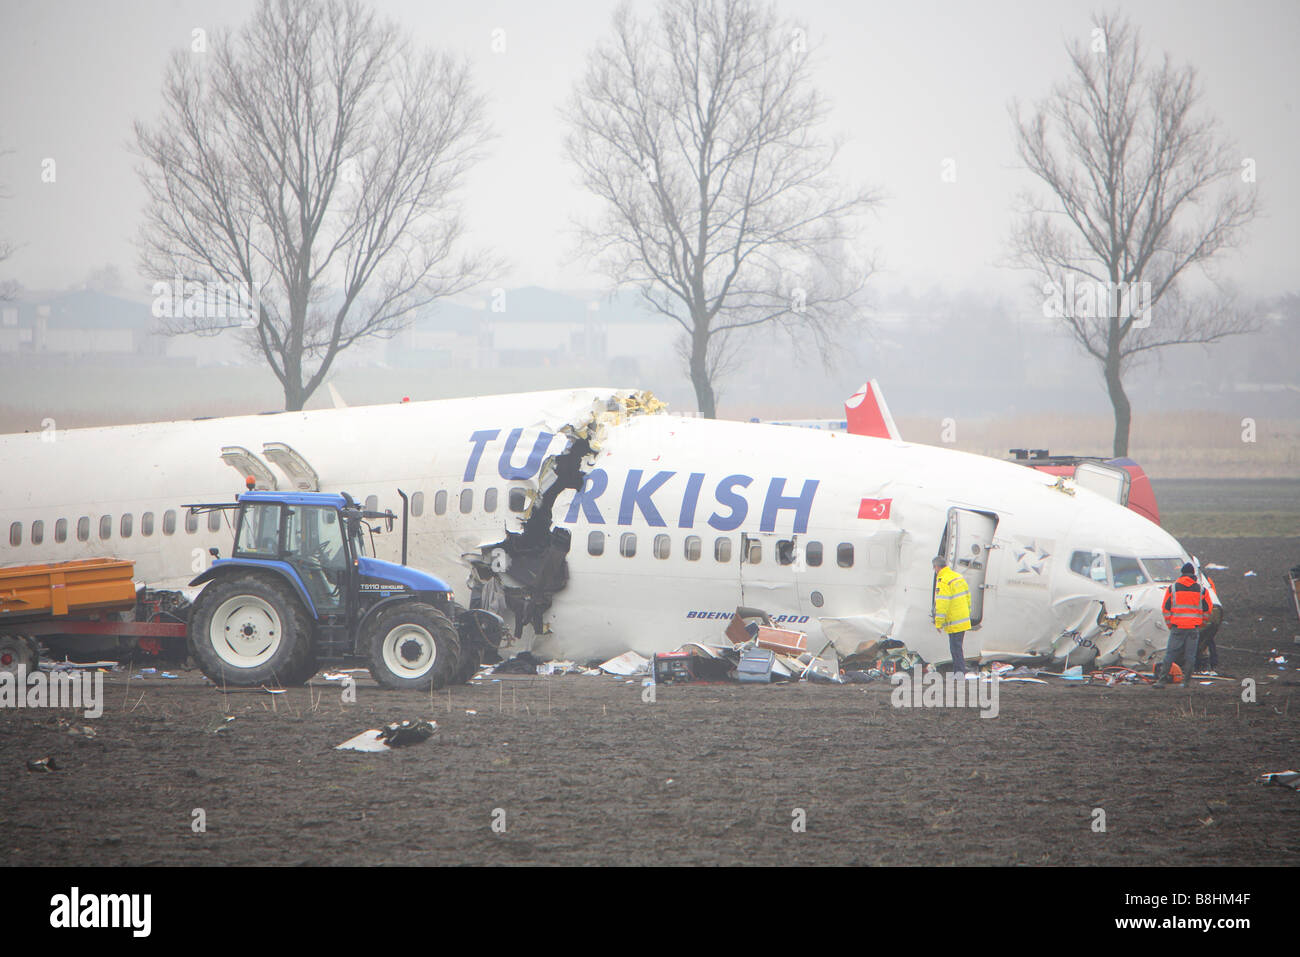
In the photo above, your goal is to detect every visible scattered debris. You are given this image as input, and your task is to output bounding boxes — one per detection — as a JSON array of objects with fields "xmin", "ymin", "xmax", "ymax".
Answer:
[
  {"xmin": 336, "ymin": 719, "xmax": 437, "ymax": 753},
  {"xmin": 211, "ymin": 716, "xmax": 236, "ymax": 734},
  {"xmin": 335, "ymin": 730, "xmax": 390, "ymax": 753},
  {"xmin": 213, "ymin": 686, "xmax": 287, "ymax": 695},
  {"xmin": 1257, "ymin": 771, "xmax": 1299, "ymax": 791},
  {"xmin": 1244, "ymin": 570, "xmax": 1257, "ymax": 577},
  {"xmin": 378, "ymin": 719, "xmax": 436, "ymax": 746},
  {"xmin": 598, "ymin": 651, "xmax": 651, "ymax": 676},
  {"xmin": 737, "ymin": 647, "xmax": 779, "ymax": 684},
  {"xmin": 654, "ymin": 649, "xmax": 735, "ymax": 684},
  {"xmin": 494, "ymin": 651, "xmax": 548, "ymax": 675},
  {"xmin": 27, "ymin": 757, "xmax": 61, "ymax": 772}
]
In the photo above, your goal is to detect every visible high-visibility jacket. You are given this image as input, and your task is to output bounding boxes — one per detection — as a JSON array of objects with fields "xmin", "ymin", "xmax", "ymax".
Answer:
[
  {"xmin": 1162, "ymin": 575, "xmax": 1211, "ymax": 630},
  {"xmin": 933, "ymin": 566, "xmax": 972, "ymax": 634}
]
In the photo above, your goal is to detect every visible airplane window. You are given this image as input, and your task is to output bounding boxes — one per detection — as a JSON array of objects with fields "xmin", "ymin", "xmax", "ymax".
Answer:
[
  {"xmin": 653, "ymin": 534, "xmax": 670, "ymax": 559},
  {"xmin": 8, "ymin": 522, "xmax": 20, "ymax": 547},
  {"xmin": 163, "ymin": 510, "xmax": 176, "ymax": 535},
  {"xmin": 620, "ymin": 532, "xmax": 637, "ymax": 558},
  {"xmin": 411, "ymin": 492, "xmax": 424, "ymax": 517},
  {"xmin": 484, "ymin": 488, "xmax": 498, "ymax": 513},
  {"xmin": 588, "ymin": 531, "xmax": 605, "ymax": 556},
  {"xmin": 1111, "ymin": 555, "xmax": 1147, "ymax": 587},
  {"xmin": 208, "ymin": 510, "xmax": 222, "ymax": 533},
  {"xmin": 806, "ymin": 541, "xmax": 823, "ymax": 567},
  {"xmin": 365, "ymin": 495, "xmax": 378, "ymax": 513},
  {"xmin": 714, "ymin": 537, "xmax": 732, "ymax": 562},
  {"xmin": 55, "ymin": 519, "xmax": 67, "ymax": 543},
  {"xmin": 120, "ymin": 514, "xmax": 133, "ymax": 538},
  {"xmin": 31, "ymin": 520, "xmax": 44, "ymax": 545},
  {"xmin": 99, "ymin": 515, "xmax": 112, "ymax": 540},
  {"xmin": 77, "ymin": 517, "xmax": 90, "ymax": 542},
  {"xmin": 141, "ymin": 512, "xmax": 154, "ymax": 536},
  {"xmin": 776, "ymin": 540, "xmax": 795, "ymax": 566},
  {"xmin": 1141, "ymin": 557, "xmax": 1183, "ymax": 582},
  {"xmin": 1069, "ymin": 550, "xmax": 1108, "ymax": 584},
  {"xmin": 837, "ymin": 543, "xmax": 854, "ymax": 568},
  {"xmin": 746, "ymin": 540, "xmax": 761, "ymax": 564},
  {"xmin": 434, "ymin": 491, "xmax": 447, "ymax": 515},
  {"xmin": 459, "ymin": 489, "xmax": 473, "ymax": 514},
  {"xmin": 508, "ymin": 488, "xmax": 527, "ymax": 512},
  {"xmin": 185, "ymin": 511, "xmax": 198, "ymax": 534},
  {"xmin": 684, "ymin": 535, "xmax": 701, "ymax": 561}
]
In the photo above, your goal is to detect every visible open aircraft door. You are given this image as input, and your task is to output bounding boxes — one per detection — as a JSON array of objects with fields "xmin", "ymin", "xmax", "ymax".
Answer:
[
  {"xmin": 1073, "ymin": 461, "xmax": 1130, "ymax": 507},
  {"xmin": 939, "ymin": 508, "xmax": 998, "ymax": 628}
]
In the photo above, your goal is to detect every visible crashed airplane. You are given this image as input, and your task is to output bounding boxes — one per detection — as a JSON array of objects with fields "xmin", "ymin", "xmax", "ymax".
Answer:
[{"xmin": 1, "ymin": 387, "xmax": 1204, "ymax": 670}]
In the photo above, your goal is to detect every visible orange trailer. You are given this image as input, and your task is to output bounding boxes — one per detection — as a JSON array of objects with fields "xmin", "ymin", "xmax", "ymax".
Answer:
[
  {"xmin": 0, "ymin": 559, "xmax": 188, "ymax": 672},
  {"xmin": 0, "ymin": 558, "xmax": 138, "ymax": 620}
]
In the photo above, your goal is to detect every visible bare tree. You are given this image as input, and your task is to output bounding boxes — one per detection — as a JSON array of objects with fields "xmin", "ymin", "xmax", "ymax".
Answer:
[
  {"xmin": 136, "ymin": 0, "xmax": 490, "ymax": 410},
  {"xmin": 566, "ymin": 0, "xmax": 877, "ymax": 418},
  {"xmin": 1010, "ymin": 12, "xmax": 1259, "ymax": 457}
]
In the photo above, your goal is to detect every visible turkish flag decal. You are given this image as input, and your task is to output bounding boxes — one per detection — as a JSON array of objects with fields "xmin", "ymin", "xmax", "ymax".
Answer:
[{"xmin": 858, "ymin": 497, "xmax": 892, "ymax": 520}]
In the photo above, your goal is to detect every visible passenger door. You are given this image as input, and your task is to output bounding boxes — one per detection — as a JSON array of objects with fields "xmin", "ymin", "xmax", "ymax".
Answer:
[{"xmin": 940, "ymin": 508, "xmax": 998, "ymax": 628}]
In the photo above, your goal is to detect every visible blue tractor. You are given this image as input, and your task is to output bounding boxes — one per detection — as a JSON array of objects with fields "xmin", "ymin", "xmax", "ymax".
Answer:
[{"xmin": 184, "ymin": 490, "xmax": 503, "ymax": 690}]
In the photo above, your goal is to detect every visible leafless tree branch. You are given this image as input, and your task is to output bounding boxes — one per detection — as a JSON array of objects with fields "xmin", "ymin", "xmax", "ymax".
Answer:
[
  {"xmin": 1008, "ymin": 11, "xmax": 1260, "ymax": 455},
  {"xmin": 565, "ymin": 0, "xmax": 879, "ymax": 417},
  {"xmin": 134, "ymin": 0, "xmax": 493, "ymax": 409}
]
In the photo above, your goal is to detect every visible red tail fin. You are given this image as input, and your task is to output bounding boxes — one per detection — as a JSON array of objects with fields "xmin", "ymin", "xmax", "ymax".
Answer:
[{"xmin": 845, "ymin": 379, "xmax": 901, "ymax": 440}]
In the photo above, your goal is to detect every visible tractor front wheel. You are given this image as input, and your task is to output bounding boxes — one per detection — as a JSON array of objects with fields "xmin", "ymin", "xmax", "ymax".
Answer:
[{"xmin": 366, "ymin": 603, "xmax": 460, "ymax": 691}]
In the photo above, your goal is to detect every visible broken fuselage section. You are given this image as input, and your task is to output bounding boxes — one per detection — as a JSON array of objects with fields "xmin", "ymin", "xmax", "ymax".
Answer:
[{"xmin": 462, "ymin": 391, "xmax": 666, "ymax": 649}]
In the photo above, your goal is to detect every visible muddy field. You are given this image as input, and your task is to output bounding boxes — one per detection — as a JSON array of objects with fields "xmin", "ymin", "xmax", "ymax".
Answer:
[{"xmin": 1, "ymin": 534, "xmax": 1297, "ymax": 867}]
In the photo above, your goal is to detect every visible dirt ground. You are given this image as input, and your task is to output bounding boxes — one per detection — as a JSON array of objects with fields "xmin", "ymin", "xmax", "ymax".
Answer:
[{"xmin": 1, "ymin": 534, "xmax": 1296, "ymax": 867}]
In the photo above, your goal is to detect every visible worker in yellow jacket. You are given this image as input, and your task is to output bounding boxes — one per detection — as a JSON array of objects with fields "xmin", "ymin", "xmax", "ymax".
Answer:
[{"xmin": 933, "ymin": 556, "xmax": 973, "ymax": 676}]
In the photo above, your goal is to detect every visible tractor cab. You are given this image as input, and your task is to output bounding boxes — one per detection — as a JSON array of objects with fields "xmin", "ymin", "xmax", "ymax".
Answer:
[{"xmin": 222, "ymin": 490, "xmax": 453, "ymax": 660}]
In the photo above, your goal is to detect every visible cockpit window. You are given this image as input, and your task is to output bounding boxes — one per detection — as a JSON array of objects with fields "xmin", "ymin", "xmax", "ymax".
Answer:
[
  {"xmin": 1140, "ymin": 557, "xmax": 1183, "ymax": 582},
  {"xmin": 1110, "ymin": 555, "xmax": 1147, "ymax": 587},
  {"xmin": 1069, "ymin": 549, "xmax": 1109, "ymax": 585}
]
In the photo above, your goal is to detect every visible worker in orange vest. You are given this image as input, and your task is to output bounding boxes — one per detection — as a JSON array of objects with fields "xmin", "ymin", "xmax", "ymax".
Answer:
[
  {"xmin": 1155, "ymin": 562, "xmax": 1213, "ymax": 688},
  {"xmin": 1195, "ymin": 572, "xmax": 1221, "ymax": 673}
]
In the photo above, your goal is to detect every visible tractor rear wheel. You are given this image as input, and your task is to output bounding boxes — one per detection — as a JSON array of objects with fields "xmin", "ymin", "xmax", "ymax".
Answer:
[
  {"xmin": 0, "ymin": 634, "xmax": 39, "ymax": 675},
  {"xmin": 366, "ymin": 603, "xmax": 460, "ymax": 691},
  {"xmin": 188, "ymin": 573, "xmax": 311, "ymax": 687}
]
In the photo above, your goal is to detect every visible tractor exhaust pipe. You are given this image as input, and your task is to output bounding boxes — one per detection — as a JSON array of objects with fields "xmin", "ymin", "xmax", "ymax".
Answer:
[{"xmin": 397, "ymin": 489, "xmax": 409, "ymax": 566}]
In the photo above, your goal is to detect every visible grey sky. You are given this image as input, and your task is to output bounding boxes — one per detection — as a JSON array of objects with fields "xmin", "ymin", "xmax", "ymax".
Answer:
[{"xmin": 0, "ymin": 0, "xmax": 1295, "ymax": 300}]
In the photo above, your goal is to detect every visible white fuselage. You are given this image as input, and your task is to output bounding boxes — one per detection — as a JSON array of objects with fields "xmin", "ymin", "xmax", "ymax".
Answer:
[{"xmin": 1, "ymin": 388, "xmax": 1191, "ymax": 666}]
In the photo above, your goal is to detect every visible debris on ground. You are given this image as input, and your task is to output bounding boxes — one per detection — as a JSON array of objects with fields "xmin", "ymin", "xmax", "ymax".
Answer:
[
  {"xmin": 653, "ymin": 648, "xmax": 735, "ymax": 684},
  {"xmin": 378, "ymin": 719, "xmax": 436, "ymax": 746},
  {"xmin": 737, "ymin": 647, "xmax": 779, "ymax": 683},
  {"xmin": 335, "ymin": 730, "xmax": 390, "ymax": 753},
  {"xmin": 212, "ymin": 686, "xmax": 287, "ymax": 695},
  {"xmin": 336, "ymin": 719, "xmax": 437, "ymax": 753},
  {"xmin": 27, "ymin": 757, "xmax": 61, "ymax": 772},
  {"xmin": 1257, "ymin": 770, "xmax": 1299, "ymax": 790},
  {"xmin": 598, "ymin": 651, "xmax": 651, "ymax": 676},
  {"xmin": 494, "ymin": 651, "xmax": 548, "ymax": 675}
]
